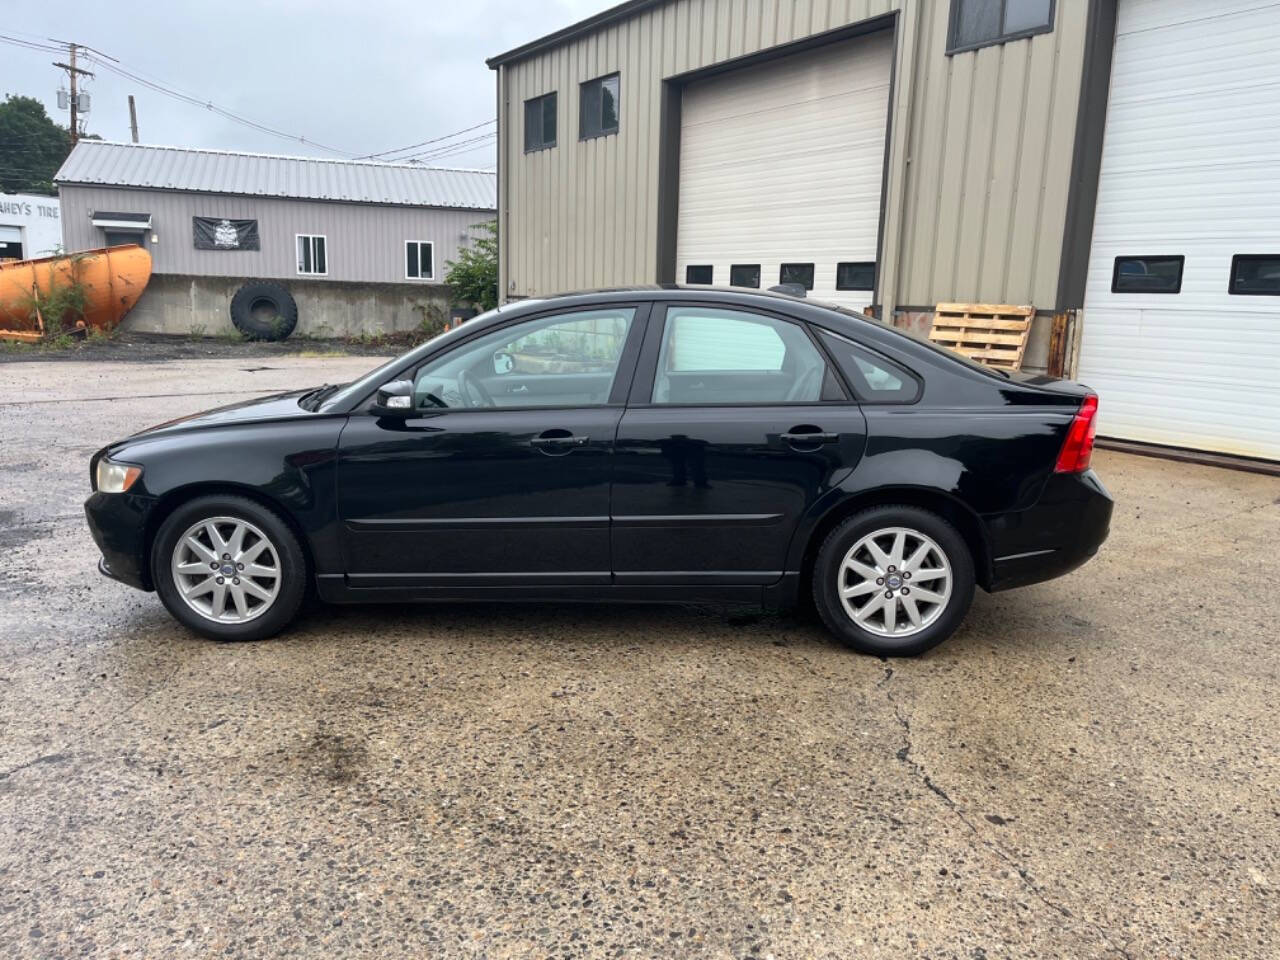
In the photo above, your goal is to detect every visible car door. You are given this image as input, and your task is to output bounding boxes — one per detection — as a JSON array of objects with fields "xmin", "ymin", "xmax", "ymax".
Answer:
[
  {"xmin": 336, "ymin": 303, "xmax": 648, "ymax": 587},
  {"xmin": 610, "ymin": 302, "xmax": 868, "ymax": 585}
]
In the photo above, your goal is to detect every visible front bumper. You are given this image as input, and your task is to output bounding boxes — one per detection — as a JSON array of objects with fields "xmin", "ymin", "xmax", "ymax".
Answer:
[
  {"xmin": 984, "ymin": 469, "xmax": 1113, "ymax": 592},
  {"xmin": 85, "ymin": 491, "xmax": 158, "ymax": 591}
]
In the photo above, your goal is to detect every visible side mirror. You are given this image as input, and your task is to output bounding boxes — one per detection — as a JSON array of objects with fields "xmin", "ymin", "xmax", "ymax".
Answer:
[
  {"xmin": 371, "ymin": 379, "xmax": 415, "ymax": 417},
  {"xmin": 492, "ymin": 350, "xmax": 514, "ymax": 376}
]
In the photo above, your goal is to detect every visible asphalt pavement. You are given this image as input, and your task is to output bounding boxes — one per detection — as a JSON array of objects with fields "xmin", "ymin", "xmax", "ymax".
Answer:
[{"xmin": 0, "ymin": 356, "xmax": 1276, "ymax": 959}]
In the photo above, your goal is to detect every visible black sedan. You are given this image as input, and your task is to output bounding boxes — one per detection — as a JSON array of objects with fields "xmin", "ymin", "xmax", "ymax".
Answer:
[{"xmin": 85, "ymin": 287, "xmax": 1111, "ymax": 656}]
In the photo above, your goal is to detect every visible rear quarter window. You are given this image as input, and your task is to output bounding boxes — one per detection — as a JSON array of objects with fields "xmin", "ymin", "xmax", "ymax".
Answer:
[{"xmin": 817, "ymin": 329, "xmax": 921, "ymax": 403}]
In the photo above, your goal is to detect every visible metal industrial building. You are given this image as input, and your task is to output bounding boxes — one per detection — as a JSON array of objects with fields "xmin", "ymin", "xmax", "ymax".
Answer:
[
  {"xmin": 55, "ymin": 141, "xmax": 496, "ymax": 336},
  {"xmin": 490, "ymin": 0, "xmax": 1280, "ymax": 462}
]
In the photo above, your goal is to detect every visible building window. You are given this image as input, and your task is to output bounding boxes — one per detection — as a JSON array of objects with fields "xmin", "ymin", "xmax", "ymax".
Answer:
[
  {"xmin": 780, "ymin": 263, "xmax": 815, "ymax": 290},
  {"xmin": 297, "ymin": 234, "xmax": 327, "ymax": 276},
  {"xmin": 580, "ymin": 73, "xmax": 620, "ymax": 140},
  {"xmin": 1111, "ymin": 255, "xmax": 1183, "ymax": 294},
  {"xmin": 524, "ymin": 92, "xmax": 557, "ymax": 152},
  {"xmin": 1229, "ymin": 255, "xmax": 1280, "ymax": 296},
  {"xmin": 103, "ymin": 230, "xmax": 146, "ymax": 248},
  {"xmin": 406, "ymin": 241, "xmax": 434, "ymax": 280},
  {"xmin": 729, "ymin": 264, "xmax": 760, "ymax": 288},
  {"xmin": 685, "ymin": 264, "xmax": 713, "ymax": 285},
  {"xmin": 948, "ymin": 0, "xmax": 1054, "ymax": 54},
  {"xmin": 836, "ymin": 262, "xmax": 876, "ymax": 291},
  {"xmin": 0, "ymin": 240, "xmax": 22, "ymax": 260}
]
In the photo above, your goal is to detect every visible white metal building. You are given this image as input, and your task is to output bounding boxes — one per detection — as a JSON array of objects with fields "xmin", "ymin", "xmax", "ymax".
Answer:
[{"xmin": 1078, "ymin": 0, "xmax": 1280, "ymax": 461}]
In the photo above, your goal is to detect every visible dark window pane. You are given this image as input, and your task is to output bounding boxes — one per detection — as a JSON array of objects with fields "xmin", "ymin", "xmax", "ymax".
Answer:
[
  {"xmin": 729, "ymin": 264, "xmax": 760, "ymax": 288},
  {"xmin": 525, "ymin": 94, "xmax": 555, "ymax": 151},
  {"xmin": 104, "ymin": 230, "xmax": 145, "ymax": 248},
  {"xmin": 1003, "ymin": 0, "xmax": 1052, "ymax": 33},
  {"xmin": 686, "ymin": 264, "xmax": 713, "ymax": 284},
  {"xmin": 298, "ymin": 235, "xmax": 311, "ymax": 273},
  {"xmin": 1112, "ymin": 256, "xmax": 1183, "ymax": 293},
  {"xmin": 601, "ymin": 75, "xmax": 619, "ymax": 133},
  {"xmin": 780, "ymin": 263, "xmax": 815, "ymax": 290},
  {"xmin": 542, "ymin": 94, "xmax": 557, "ymax": 147},
  {"xmin": 953, "ymin": 0, "xmax": 1001, "ymax": 48},
  {"xmin": 314, "ymin": 237, "xmax": 326, "ymax": 275},
  {"xmin": 524, "ymin": 99, "xmax": 539, "ymax": 151},
  {"xmin": 836, "ymin": 261, "xmax": 875, "ymax": 291},
  {"xmin": 1230, "ymin": 255, "xmax": 1280, "ymax": 296},
  {"xmin": 581, "ymin": 81, "xmax": 601, "ymax": 138},
  {"xmin": 407, "ymin": 243, "xmax": 418, "ymax": 278},
  {"xmin": 581, "ymin": 75, "xmax": 619, "ymax": 139},
  {"xmin": 818, "ymin": 330, "xmax": 921, "ymax": 404},
  {"xmin": 0, "ymin": 240, "xmax": 23, "ymax": 260},
  {"xmin": 419, "ymin": 243, "xmax": 432, "ymax": 279}
]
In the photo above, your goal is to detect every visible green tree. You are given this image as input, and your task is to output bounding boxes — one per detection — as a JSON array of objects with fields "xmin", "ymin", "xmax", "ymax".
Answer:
[
  {"xmin": 445, "ymin": 220, "xmax": 498, "ymax": 311},
  {"xmin": 0, "ymin": 95, "xmax": 72, "ymax": 195}
]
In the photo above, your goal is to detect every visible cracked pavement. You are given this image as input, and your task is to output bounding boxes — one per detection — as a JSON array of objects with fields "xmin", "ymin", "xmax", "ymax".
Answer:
[{"xmin": 0, "ymin": 356, "xmax": 1277, "ymax": 959}]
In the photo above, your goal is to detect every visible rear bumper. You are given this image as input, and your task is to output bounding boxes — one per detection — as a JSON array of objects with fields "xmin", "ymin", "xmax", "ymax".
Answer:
[
  {"xmin": 984, "ymin": 469, "xmax": 1113, "ymax": 592},
  {"xmin": 85, "ymin": 491, "xmax": 157, "ymax": 591}
]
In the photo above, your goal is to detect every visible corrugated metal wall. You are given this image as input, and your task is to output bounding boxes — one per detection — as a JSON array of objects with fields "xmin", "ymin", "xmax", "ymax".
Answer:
[
  {"xmin": 496, "ymin": 0, "xmax": 1090, "ymax": 311},
  {"xmin": 58, "ymin": 185, "xmax": 492, "ymax": 285}
]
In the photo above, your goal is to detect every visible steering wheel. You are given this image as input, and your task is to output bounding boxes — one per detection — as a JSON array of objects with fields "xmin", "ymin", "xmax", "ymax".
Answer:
[{"xmin": 456, "ymin": 369, "xmax": 495, "ymax": 408}]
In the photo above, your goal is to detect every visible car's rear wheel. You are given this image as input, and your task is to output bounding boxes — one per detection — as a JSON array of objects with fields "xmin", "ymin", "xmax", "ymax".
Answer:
[
  {"xmin": 812, "ymin": 506, "xmax": 975, "ymax": 656},
  {"xmin": 152, "ymin": 495, "xmax": 306, "ymax": 641}
]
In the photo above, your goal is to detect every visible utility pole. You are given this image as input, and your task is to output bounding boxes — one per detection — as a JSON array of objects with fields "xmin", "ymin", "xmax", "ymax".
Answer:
[
  {"xmin": 52, "ymin": 42, "xmax": 93, "ymax": 144},
  {"xmin": 128, "ymin": 95, "xmax": 139, "ymax": 143}
]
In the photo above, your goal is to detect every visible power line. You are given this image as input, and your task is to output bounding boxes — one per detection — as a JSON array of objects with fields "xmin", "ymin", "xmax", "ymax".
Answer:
[
  {"xmin": 0, "ymin": 34, "xmax": 354, "ymax": 157},
  {"xmin": 355, "ymin": 118, "xmax": 495, "ymax": 161}
]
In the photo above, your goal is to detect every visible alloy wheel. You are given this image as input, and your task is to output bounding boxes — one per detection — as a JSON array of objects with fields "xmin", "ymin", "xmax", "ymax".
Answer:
[
  {"xmin": 837, "ymin": 526, "xmax": 953, "ymax": 638},
  {"xmin": 170, "ymin": 516, "xmax": 282, "ymax": 624}
]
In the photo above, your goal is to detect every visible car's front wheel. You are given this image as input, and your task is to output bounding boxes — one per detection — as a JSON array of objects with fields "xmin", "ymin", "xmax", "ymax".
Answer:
[
  {"xmin": 813, "ymin": 505, "xmax": 975, "ymax": 656},
  {"xmin": 152, "ymin": 495, "xmax": 306, "ymax": 641}
]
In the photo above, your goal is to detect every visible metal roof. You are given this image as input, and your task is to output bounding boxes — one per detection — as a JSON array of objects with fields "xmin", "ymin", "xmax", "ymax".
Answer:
[
  {"xmin": 487, "ymin": 0, "xmax": 662, "ymax": 68},
  {"xmin": 55, "ymin": 141, "xmax": 496, "ymax": 210}
]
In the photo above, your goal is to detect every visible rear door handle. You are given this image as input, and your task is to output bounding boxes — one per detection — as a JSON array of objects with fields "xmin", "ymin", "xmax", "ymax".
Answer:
[
  {"xmin": 780, "ymin": 430, "xmax": 838, "ymax": 444},
  {"xmin": 530, "ymin": 430, "xmax": 589, "ymax": 454}
]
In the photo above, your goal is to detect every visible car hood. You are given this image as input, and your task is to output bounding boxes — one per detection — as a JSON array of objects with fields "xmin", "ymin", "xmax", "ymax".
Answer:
[{"xmin": 127, "ymin": 389, "xmax": 320, "ymax": 439}]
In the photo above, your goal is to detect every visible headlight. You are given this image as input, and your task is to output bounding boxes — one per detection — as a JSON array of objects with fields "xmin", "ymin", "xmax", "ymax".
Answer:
[{"xmin": 96, "ymin": 458, "xmax": 142, "ymax": 493}]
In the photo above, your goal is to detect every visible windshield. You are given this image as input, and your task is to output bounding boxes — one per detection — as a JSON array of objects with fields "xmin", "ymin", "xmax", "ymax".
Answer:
[{"xmin": 317, "ymin": 307, "xmax": 504, "ymax": 411}]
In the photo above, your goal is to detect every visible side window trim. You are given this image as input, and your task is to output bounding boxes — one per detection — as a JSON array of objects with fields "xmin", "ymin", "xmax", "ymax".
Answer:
[{"xmin": 626, "ymin": 302, "xmax": 847, "ymax": 408}]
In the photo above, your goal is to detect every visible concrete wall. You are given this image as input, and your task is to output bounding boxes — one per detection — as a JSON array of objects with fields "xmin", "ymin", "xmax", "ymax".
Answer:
[
  {"xmin": 494, "ymin": 0, "xmax": 1093, "ymax": 313},
  {"xmin": 121, "ymin": 274, "xmax": 450, "ymax": 338},
  {"xmin": 58, "ymin": 184, "xmax": 492, "ymax": 285}
]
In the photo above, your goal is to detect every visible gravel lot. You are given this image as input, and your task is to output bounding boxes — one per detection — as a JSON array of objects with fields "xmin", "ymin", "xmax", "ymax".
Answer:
[{"xmin": 0, "ymin": 355, "xmax": 1277, "ymax": 959}]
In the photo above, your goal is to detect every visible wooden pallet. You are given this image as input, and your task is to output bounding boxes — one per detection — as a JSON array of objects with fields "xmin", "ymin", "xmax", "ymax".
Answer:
[{"xmin": 927, "ymin": 302, "xmax": 1034, "ymax": 371}]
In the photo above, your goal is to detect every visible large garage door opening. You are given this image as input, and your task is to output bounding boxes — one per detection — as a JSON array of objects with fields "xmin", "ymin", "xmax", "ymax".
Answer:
[
  {"xmin": 675, "ymin": 31, "xmax": 893, "ymax": 310},
  {"xmin": 1078, "ymin": 0, "xmax": 1280, "ymax": 461}
]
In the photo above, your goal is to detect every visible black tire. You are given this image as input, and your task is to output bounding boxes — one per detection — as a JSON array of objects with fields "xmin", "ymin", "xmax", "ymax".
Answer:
[
  {"xmin": 812, "ymin": 505, "xmax": 975, "ymax": 657},
  {"xmin": 229, "ymin": 281, "xmax": 298, "ymax": 341},
  {"xmin": 151, "ymin": 494, "xmax": 307, "ymax": 642}
]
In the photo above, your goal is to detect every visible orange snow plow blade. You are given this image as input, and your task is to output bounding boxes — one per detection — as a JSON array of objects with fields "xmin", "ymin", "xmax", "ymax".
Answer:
[{"xmin": 0, "ymin": 245, "xmax": 152, "ymax": 341}]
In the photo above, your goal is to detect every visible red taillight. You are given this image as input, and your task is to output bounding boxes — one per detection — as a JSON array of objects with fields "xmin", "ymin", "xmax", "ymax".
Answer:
[{"xmin": 1055, "ymin": 394, "xmax": 1098, "ymax": 473}]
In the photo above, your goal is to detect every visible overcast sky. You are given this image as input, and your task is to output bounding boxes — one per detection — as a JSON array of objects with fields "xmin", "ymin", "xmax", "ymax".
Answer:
[{"xmin": 0, "ymin": 0, "xmax": 612, "ymax": 169}]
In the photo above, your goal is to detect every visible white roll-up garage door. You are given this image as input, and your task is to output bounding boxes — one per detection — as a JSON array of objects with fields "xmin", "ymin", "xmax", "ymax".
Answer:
[
  {"xmin": 676, "ymin": 30, "xmax": 893, "ymax": 310},
  {"xmin": 1078, "ymin": 0, "xmax": 1280, "ymax": 460}
]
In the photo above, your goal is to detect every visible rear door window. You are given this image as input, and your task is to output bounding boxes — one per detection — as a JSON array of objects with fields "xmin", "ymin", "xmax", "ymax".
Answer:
[{"xmin": 651, "ymin": 306, "xmax": 828, "ymax": 405}]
